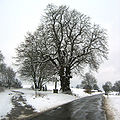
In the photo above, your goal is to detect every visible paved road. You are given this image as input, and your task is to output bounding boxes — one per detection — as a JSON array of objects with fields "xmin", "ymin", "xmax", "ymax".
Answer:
[{"xmin": 26, "ymin": 94, "xmax": 106, "ymax": 120}]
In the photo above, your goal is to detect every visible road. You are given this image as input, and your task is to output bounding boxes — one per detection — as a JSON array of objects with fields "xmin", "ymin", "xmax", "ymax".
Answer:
[{"xmin": 25, "ymin": 94, "xmax": 106, "ymax": 120}]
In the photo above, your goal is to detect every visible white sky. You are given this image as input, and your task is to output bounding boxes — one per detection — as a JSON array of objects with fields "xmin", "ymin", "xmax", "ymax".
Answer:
[{"xmin": 0, "ymin": 0, "xmax": 120, "ymax": 88}]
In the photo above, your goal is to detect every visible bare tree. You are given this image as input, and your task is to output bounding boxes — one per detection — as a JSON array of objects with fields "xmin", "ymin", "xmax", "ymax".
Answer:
[
  {"xmin": 39, "ymin": 4, "xmax": 108, "ymax": 92},
  {"xmin": 16, "ymin": 31, "xmax": 56, "ymax": 90},
  {"xmin": 16, "ymin": 4, "xmax": 108, "ymax": 92}
]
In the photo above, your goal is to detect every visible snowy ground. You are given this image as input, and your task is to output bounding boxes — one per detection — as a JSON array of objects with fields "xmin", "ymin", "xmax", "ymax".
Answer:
[
  {"xmin": 19, "ymin": 88, "xmax": 101, "ymax": 113},
  {"xmin": 18, "ymin": 88, "xmax": 78, "ymax": 113},
  {"xmin": 0, "ymin": 89, "xmax": 13, "ymax": 119},
  {"xmin": 105, "ymin": 94, "xmax": 120, "ymax": 120},
  {"xmin": 71, "ymin": 88, "xmax": 101, "ymax": 97},
  {"xmin": 0, "ymin": 87, "xmax": 101, "ymax": 119}
]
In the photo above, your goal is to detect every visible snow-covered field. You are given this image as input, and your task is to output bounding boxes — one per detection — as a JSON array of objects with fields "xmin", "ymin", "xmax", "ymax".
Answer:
[
  {"xmin": 106, "ymin": 94, "xmax": 120, "ymax": 120},
  {"xmin": 0, "ymin": 87, "xmax": 101, "ymax": 119},
  {"xmin": 71, "ymin": 88, "xmax": 101, "ymax": 97}
]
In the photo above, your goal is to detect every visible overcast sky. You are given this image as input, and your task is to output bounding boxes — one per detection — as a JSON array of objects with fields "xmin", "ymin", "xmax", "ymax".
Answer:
[{"xmin": 0, "ymin": 0, "xmax": 120, "ymax": 87}]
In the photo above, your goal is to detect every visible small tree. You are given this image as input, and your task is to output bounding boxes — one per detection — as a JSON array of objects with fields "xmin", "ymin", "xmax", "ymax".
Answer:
[
  {"xmin": 4, "ymin": 67, "xmax": 16, "ymax": 89},
  {"xmin": 113, "ymin": 80, "xmax": 120, "ymax": 94},
  {"xmin": 81, "ymin": 73, "xmax": 98, "ymax": 93},
  {"xmin": 93, "ymin": 84, "xmax": 99, "ymax": 90},
  {"xmin": 102, "ymin": 81, "xmax": 112, "ymax": 95}
]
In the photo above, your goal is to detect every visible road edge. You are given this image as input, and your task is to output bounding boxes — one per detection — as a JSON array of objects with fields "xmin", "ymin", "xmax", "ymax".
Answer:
[{"xmin": 103, "ymin": 95, "xmax": 114, "ymax": 120}]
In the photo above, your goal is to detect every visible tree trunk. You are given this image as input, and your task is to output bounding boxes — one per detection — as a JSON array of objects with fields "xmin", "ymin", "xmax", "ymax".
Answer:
[
  {"xmin": 55, "ymin": 81, "xmax": 57, "ymax": 89},
  {"xmin": 8, "ymin": 80, "xmax": 11, "ymax": 89},
  {"xmin": 33, "ymin": 79, "xmax": 38, "ymax": 89},
  {"xmin": 64, "ymin": 66, "xmax": 71, "ymax": 91},
  {"xmin": 38, "ymin": 77, "xmax": 43, "ymax": 91},
  {"xmin": 59, "ymin": 66, "xmax": 65, "ymax": 92},
  {"xmin": 59, "ymin": 66, "xmax": 71, "ymax": 93}
]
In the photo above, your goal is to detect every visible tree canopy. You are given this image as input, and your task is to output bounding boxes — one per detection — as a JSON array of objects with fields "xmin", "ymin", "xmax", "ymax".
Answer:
[
  {"xmin": 113, "ymin": 80, "xmax": 120, "ymax": 93},
  {"xmin": 16, "ymin": 4, "xmax": 108, "ymax": 92},
  {"xmin": 0, "ymin": 51, "xmax": 22, "ymax": 88},
  {"xmin": 81, "ymin": 73, "xmax": 98, "ymax": 90},
  {"xmin": 102, "ymin": 81, "xmax": 112, "ymax": 94}
]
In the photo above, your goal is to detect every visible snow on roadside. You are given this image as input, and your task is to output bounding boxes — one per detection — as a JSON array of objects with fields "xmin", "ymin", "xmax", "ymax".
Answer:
[
  {"xmin": 27, "ymin": 93, "xmax": 78, "ymax": 112},
  {"xmin": 18, "ymin": 88, "xmax": 78, "ymax": 112},
  {"xmin": 71, "ymin": 88, "xmax": 90, "ymax": 97},
  {"xmin": 106, "ymin": 95, "xmax": 120, "ymax": 120},
  {"xmin": 71, "ymin": 88, "xmax": 102, "ymax": 97},
  {"xmin": 18, "ymin": 88, "xmax": 101, "ymax": 113},
  {"xmin": 0, "ymin": 90, "xmax": 13, "ymax": 119},
  {"xmin": 0, "ymin": 87, "xmax": 102, "ymax": 119}
]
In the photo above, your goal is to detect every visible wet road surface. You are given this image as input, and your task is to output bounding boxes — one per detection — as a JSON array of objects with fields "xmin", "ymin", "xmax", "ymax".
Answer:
[{"xmin": 25, "ymin": 94, "xmax": 106, "ymax": 120}]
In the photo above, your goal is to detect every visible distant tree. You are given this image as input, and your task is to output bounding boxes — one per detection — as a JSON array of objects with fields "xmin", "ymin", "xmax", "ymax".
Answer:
[
  {"xmin": 12, "ymin": 79, "xmax": 22, "ymax": 88},
  {"xmin": 0, "ymin": 51, "xmax": 5, "ymax": 81},
  {"xmin": 113, "ymin": 80, "xmax": 120, "ymax": 94},
  {"xmin": 112, "ymin": 85, "xmax": 116, "ymax": 91},
  {"xmin": 81, "ymin": 73, "xmax": 98, "ymax": 91},
  {"xmin": 102, "ymin": 81, "xmax": 112, "ymax": 94},
  {"xmin": 0, "ymin": 63, "xmax": 6, "ymax": 80},
  {"xmin": 0, "ymin": 51, "xmax": 4, "ymax": 63},
  {"xmin": 0, "ymin": 64, "xmax": 20, "ymax": 89},
  {"xmin": 4, "ymin": 67, "xmax": 16, "ymax": 89},
  {"xmin": 93, "ymin": 84, "xmax": 99, "ymax": 90},
  {"xmin": 0, "ymin": 50, "xmax": 21, "ymax": 89},
  {"xmin": 76, "ymin": 84, "xmax": 81, "ymax": 88}
]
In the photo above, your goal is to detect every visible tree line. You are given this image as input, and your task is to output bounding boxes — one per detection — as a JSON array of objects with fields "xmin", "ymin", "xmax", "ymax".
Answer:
[
  {"xmin": 102, "ymin": 81, "xmax": 120, "ymax": 95},
  {"xmin": 0, "ymin": 51, "xmax": 22, "ymax": 89},
  {"xmin": 15, "ymin": 4, "xmax": 108, "ymax": 92}
]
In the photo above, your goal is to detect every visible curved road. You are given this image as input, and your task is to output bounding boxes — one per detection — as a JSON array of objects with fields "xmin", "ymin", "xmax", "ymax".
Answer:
[{"xmin": 26, "ymin": 94, "xmax": 106, "ymax": 120}]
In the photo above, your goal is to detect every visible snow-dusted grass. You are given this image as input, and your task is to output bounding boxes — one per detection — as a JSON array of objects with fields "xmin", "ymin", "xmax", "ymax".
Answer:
[
  {"xmin": 0, "ymin": 89, "xmax": 13, "ymax": 119},
  {"xmin": 0, "ymin": 87, "xmax": 102, "ymax": 119},
  {"xmin": 19, "ymin": 88, "xmax": 78, "ymax": 112},
  {"xmin": 71, "ymin": 88, "xmax": 90, "ymax": 97},
  {"xmin": 106, "ymin": 95, "xmax": 120, "ymax": 120},
  {"xmin": 18, "ymin": 88, "xmax": 101, "ymax": 113},
  {"xmin": 71, "ymin": 88, "xmax": 102, "ymax": 97}
]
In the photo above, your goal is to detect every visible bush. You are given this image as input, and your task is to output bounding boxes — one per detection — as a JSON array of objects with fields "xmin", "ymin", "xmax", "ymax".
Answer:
[{"xmin": 84, "ymin": 89, "xmax": 92, "ymax": 94}]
